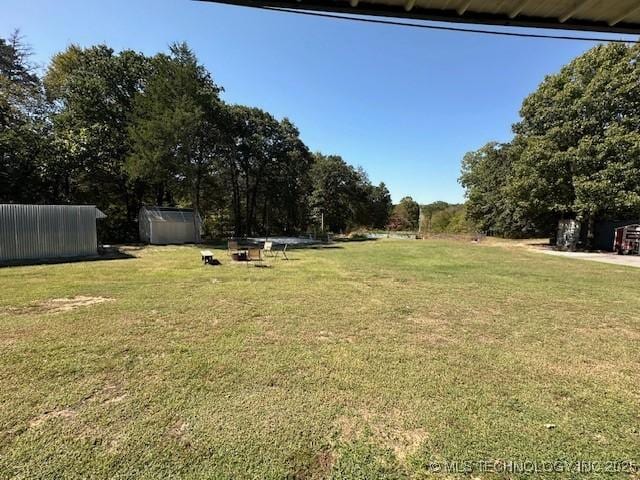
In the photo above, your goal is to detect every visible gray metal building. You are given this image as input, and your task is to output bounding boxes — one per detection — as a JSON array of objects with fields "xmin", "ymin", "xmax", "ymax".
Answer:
[
  {"xmin": 138, "ymin": 206, "xmax": 202, "ymax": 245},
  {"xmin": 0, "ymin": 204, "xmax": 106, "ymax": 262}
]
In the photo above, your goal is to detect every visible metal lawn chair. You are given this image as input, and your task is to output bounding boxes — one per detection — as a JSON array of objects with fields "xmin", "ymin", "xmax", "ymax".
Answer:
[
  {"xmin": 262, "ymin": 241, "xmax": 288, "ymax": 260},
  {"xmin": 263, "ymin": 241, "xmax": 274, "ymax": 257}
]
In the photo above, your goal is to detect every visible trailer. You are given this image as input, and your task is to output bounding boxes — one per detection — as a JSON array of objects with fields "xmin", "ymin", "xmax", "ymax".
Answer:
[{"xmin": 613, "ymin": 224, "xmax": 640, "ymax": 255}]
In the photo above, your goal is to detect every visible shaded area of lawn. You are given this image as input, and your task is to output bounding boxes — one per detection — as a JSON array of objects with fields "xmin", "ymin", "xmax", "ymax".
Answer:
[{"xmin": 0, "ymin": 240, "xmax": 638, "ymax": 479}]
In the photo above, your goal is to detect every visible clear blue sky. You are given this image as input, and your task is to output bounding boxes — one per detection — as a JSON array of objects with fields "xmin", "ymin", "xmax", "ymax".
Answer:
[{"xmin": 3, "ymin": 0, "xmax": 635, "ymax": 203}]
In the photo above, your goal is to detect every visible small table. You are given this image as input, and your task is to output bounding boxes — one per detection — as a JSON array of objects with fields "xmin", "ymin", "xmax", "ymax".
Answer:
[{"xmin": 201, "ymin": 250, "xmax": 215, "ymax": 265}]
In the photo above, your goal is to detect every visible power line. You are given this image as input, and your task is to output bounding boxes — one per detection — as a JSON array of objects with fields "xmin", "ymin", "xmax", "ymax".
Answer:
[{"xmin": 256, "ymin": 6, "xmax": 640, "ymax": 43}]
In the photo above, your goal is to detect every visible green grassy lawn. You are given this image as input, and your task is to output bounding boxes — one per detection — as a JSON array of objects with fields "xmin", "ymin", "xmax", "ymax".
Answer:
[{"xmin": 0, "ymin": 240, "xmax": 638, "ymax": 479}]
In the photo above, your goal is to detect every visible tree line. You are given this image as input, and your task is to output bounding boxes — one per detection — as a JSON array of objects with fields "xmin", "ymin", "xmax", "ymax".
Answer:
[
  {"xmin": 1, "ymin": 32, "xmax": 393, "ymax": 241},
  {"xmin": 460, "ymin": 43, "xmax": 640, "ymax": 245}
]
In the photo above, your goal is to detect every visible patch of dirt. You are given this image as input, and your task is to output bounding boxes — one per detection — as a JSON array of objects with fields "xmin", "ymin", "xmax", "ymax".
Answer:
[
  {"xmin": 96, "ymin": 385, "xmax": 128, "ymax": 405},
  {"xmin": 27, "ymin": 382, "xmax": 128, "ymax": 437},
  {"xmin": 336, "ymin": 414, "xmax": 360, "ymax": 442},
  {"xmin": 42, "ymin": 296, "xmax": 113, "ymax": 313},
  {"xmin": 167, "ymin": 420, "xmax": 191, "ymax": 447},
  {"xmin": 317, "ymin": 330, "xmax": 334, "ymax": 342},
  {"xmin": 315, "ymin": 330, "xmax": 356, "ymax": 344},
  {"xmin": 313, "ymin": 449, "xmax": 335, "ymax": 474},
  {"xmin": 385, "ymin": 426, "xmax": 429, "ymax": 461},
  {"xmin": 104, "ymin": 393, "xmax": 128, "ymax": 404},
  {"xmin": 481, "ymin": 237, "xmax": 550, "ymax": 249},
  {"xmin": 288, "ymin": 447, "xmax": 335, "ymax": 480},
  {"xmin": 335, "ymin": 407, "xmax": 428, "ymax": 463},
  {"xmin": 29, "ymin": 408, "xmax": 76, "ymax": 428},
  {"xmin": 3, "ymin": 296, "xmax": 114, "ymax": 316}
]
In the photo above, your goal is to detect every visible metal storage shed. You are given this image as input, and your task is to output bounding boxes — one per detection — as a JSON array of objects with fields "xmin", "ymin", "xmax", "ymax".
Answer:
[
  {"xmin": 0, "ymin": 204, "xmax": 106, "ymax": 262},
  {"xmin": 138, "ymin": 206, "xmax": 202, "ymax": 245}
]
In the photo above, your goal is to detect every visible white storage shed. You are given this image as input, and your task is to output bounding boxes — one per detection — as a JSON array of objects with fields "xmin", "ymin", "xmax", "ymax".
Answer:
[{"xmin": 138, "ymin": 206, "xmax": 202, "ymax": 245}]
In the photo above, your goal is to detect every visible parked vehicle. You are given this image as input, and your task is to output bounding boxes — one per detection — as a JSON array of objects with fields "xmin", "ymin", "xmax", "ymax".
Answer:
[{"xmin": 613, "ymin": 224, "xmax": 640, "ymax": 255}]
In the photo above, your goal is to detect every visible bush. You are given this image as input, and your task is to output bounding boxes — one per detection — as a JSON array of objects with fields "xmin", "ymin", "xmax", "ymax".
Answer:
[{"xmin": 347, "ymin": 227, "xmax": 370, "ymax": 240}]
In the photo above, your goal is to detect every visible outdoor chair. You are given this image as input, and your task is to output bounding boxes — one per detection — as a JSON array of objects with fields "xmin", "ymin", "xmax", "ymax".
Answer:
[
  {"xmin": 264, "ymin": 242, "xmax": 289, "ymax": 260},
  {"xmin": 228, "ymin": 240, "xmax": 239, "ymax": 256},
  {"xmin": 248, "ymin": 247, "xmax": 262, "ymax": 263},
  {"xmin": 263, "ymin": 242, "xmax": 288, "ymax": 260}
]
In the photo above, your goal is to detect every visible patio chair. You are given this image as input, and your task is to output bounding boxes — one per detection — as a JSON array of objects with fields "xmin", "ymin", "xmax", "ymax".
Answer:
[
  {"xmin": 228, "ymin": 240, "xmax": 239, "ymax": 256},
  {"xmin": 262, "ymin": 241, "xmax": 288, "ymax": 260},
  {"xmin": 248, "ymin": 247, "xmax": 262, "ymax": 263}
]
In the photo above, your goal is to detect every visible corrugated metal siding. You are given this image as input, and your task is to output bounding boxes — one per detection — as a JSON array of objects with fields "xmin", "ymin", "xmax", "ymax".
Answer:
[
  {"xmin": 139, "ymin": 206, "xmax": 202, "ymax": 244},
  {"xmin": 0, "ymin": 205, "xmax": 98, "ymax": 262}
]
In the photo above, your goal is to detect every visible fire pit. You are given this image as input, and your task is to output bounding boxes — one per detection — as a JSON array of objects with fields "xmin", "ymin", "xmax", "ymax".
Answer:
[{"xmin": 231, "ymin": 251, "xmax": 248, "ymax": 262}]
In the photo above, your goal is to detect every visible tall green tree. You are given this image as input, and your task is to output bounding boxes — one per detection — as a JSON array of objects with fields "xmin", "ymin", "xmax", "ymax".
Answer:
[
  {"xmin": 514, "ymin": 43, "xmax": 640, "ymax": 243},
  {"xmin": 429, "ymin": 204, "xmax": 472, "ymax": 234},
  {"xmin": 309, "ymin": 154, "xmax": 362, "ymax": 233},
  {"xmin": 45, "ymin": 44, "xmax": 149, "ymax": 240},
  {"xmin": 0, "ymin": 31, "xmax": 51, "ymax": 203},
  {"xmin": 461, "ymin": 43, "xmax": 640, "ymax": 242},
  {"xmin": 389, "ymin": 196, "xmax": 420, "ymax": 230},
  {"xmin": 127, "ymin": 42, "xmax": 224, "ymax": 217},
  {"xmin": 257, "ymin": 118, "xmax": 312, "ymax": 235},
  {"xmin": 420, "ymin": 201, "xmax": 452, "ymax": 232},
  {"xmin": 368, "ymin": 182, "xmax": 393, "ymax": 229},
  {"xmin": 3, "ymin": 35, "xmax": 389, "ymax": 242},
  {"xmin": 224, "ymin": 105, "xmax": 293, "ymax": 236}
]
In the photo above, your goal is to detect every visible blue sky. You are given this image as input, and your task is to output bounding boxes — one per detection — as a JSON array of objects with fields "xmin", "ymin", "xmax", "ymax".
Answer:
[{"xmin": 2, "ymin": 0, "xmax": 635, "ymax": 203}]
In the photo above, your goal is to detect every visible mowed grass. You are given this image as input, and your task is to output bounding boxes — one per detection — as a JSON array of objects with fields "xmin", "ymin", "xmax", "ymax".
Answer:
[{"xmin": 0, "ymin": 240, "xmax": 638, "ymax": 479}]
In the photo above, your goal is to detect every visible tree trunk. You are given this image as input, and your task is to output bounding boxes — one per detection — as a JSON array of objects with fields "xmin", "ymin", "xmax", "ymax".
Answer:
[
  {"xmin": 262, "ymin": 197, "xmax": 268, "ymax": 237},
  {"xmin": 193, "ymin": 164, "xmax": 201, "ymax": 244},
  {"xmin": 156, "ymin": 183, "xmax": 164, "ymax": 206},
  {"xmin": 245, "ymin": 175, "xmax": 251, "ymax": 236},
  {"xmin": 229, "ymin": 163, "xmax": 242, "ymax": 236},
  {"xmin": 585, "ymin": 213, "xmax": 596, "ymax": 250}
]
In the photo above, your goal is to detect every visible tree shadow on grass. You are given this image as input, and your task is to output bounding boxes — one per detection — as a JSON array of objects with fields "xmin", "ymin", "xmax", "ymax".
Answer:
[
  {"xmin": 333, "ymin": 237, "xmax": 379, "ymax": 243},
  {"xmin": 0, "ymin": 246, "xmax": 136, "ymax": 268}
]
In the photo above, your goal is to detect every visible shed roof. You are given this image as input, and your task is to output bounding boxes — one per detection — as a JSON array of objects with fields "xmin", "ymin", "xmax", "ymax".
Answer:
[
  {"xmin": 0, "ymin": 204, "xmax": 106, "ymax": 219},
  {"xmin": 140, "ymin": 206, "xmax": 200, "ymax": 224},
  {"xmin": 198, "ymin": 0, "xmax": 640, "ymax": 34}
]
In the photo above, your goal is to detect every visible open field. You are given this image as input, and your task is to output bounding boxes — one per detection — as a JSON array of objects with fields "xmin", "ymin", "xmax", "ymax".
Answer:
[{"xmin": 0, "ymin": 239, "xmax": 639, "ymax": 479}]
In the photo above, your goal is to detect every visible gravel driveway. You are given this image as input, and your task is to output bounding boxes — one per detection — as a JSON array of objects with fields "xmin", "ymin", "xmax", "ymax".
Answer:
[{"xmin": 536, "ymin": 248, "xmax": 640, "ymax": 268}]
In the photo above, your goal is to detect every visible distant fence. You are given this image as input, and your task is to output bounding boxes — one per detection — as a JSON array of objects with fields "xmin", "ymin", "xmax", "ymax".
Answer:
[
  {"xmin": 366, "ymin": 231, "xmax": 483, "ymax": 241},
  {"xmin": 419, "ymin": 232, "xmax": 485, "ymax": 242},
  {"xmin": 367, "ymin": 232, "xmax": 418, "ymax": 240}
]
